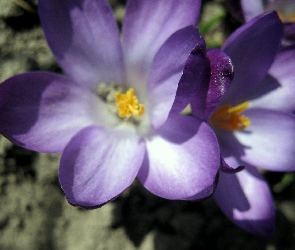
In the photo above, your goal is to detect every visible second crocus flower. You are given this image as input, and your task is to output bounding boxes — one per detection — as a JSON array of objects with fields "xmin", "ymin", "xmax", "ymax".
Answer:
[{"xmin": 191, "ymin": 11, "xmax": 295, "ymax": 238}]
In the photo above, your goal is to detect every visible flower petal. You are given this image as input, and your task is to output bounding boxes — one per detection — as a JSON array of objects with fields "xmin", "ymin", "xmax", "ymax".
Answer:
[
  {"xmin": 214, "ymin": 166, "xmax": 275, "ymax": 238},
  {"xmin": 249, "ymin": 45, "xmax": 295, "ymax": 112},
  {"xmin": 220, "ymin": 156, "xmax": 244, "ymax": 173},
  {"xmin": 236, "ymin": 109, "xmax": 295, "ymax": 171},
  {"xmin": 122, "ymin": 0, "xmax": 201, "ymax": 86},
  {"xmin": 147, "ymin": 26, "xmax": 206, "ymax": 128},
  {"xmin": 59, "ymin": 126, "xmax": 145, "ymax": 208},
  {"xmin": 240, "ymin": 0, "xmax": 264, "ymax": 21},
  {"xmin": 215, "ymin": 130, "xmax": 248, "ymax": 171},
  {"xmin": 138, "ymin": 115, "xmax": 220, "ymax": 200},
  {"xmin": 0, "ymin": 72, "xmax": 105, "ymax": 152},
  {"xmin": 285, "ymin": 23, "xmax": 295, "ymax": 41},
  {"xmin": 39, "ymin": 0, "xmax": 124, "ymax": 89},
  {"xmin": 171, "ymin": 34, "xmax": 209, "ymax": 116},
  {"xmin": 191, "ymin": 48, "xmax": 234, "ymax": 121},
  {"xmin": 221, "ymin": 11, "xmax": 283, "ymax": 105}
]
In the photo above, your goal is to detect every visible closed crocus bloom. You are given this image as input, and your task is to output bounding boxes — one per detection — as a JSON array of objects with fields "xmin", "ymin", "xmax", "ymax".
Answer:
[
  {"xmin": 0, "ymin": 0, "xmax": 232, "ymax": 208},
  {"xmin": 191, "ymin": 11, "xmax": 295, "ymax": 238}
]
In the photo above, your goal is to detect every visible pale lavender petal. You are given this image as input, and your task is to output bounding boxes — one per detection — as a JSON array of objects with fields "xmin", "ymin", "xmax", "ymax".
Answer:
[
  {"xmin": 191, "ymin": 49, "xmax": 234, "ymax": 121},
  {"xmin": 240, "ymin": 0, "xmax": 264, "ymax": 21},
  {"xmin": 249, "ymin": 45, "xmax": 295, "ymax": 112},
  {"xmin": 221, "ymin": 12, "xmax": 283, "ymax": 105},
  {"xmin": 235, "ymin": 109, "xmax": 295, "ymax": 171},
  {"xmin": 59, "ymin": 126, "xmax": 145, "ymax": 208},
  {"xmin": 220, "ymin": 156, "xmax": 244, "ymax": 173},
  {"xmin": 216, "ymin": 131, "xmax": 248, "ymax": 170},
  {"xmin": 214, "ymin": 165, "xmax": 275, "ymax": 238},
  {"xmin": 0, "ymin": 72, "xmax": 106, "ymax": 153},
  {"xmin": 122, "ymin": 0, "xmax": 201, "ymax": 87},
  {"xmin": 217, "ymin": 132, "xmax": 246, "ymax": 168},
  {"xmin": 138, "ymin": 115, "xmax": 220, "ymax": 200},
  {"xmin": 147, "ymin": 26, "xmax": 205, "ymax": 129},
  {"xmin": 39, "ymin": 0, "xmax": 124, "ymax": 89}
]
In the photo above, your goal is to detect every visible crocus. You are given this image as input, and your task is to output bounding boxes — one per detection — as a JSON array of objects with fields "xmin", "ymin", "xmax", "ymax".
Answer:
[
  {"xmin": 191, "ymin": 11, "xmax": 295, "ymax": 238},
  {"xmin": 226, "ymin": 0, "xmax": 295, "ymax": 43},
  {"xmin": 0, "ymin": 0, "xmax": 228, "ymax": 208}
]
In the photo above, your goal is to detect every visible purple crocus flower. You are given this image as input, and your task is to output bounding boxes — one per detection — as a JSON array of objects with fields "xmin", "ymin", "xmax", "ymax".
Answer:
[
  {"xmin": 226, "ymin": 0, "xmax": 295, "ymax": 43},
  {"xmin": 192, "ymin": 12, "xmax": 295, "ymax": 238},
  {"xmin": 0, "ymin": 0, "xmax": 228, "ymax": 208}
]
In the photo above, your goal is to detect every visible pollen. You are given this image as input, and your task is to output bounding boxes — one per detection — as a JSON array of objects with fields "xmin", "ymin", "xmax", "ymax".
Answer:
[
  {"xmin": 210, "ymin": 101, "xmax": 250, "ymax": 131},
  {"xmin": 115, "ymin": 88, "xmax": 145, "ymax": 118},
  {"xmin": 277, "ymin": 11, "xmax": 295, "ymax": 22}
]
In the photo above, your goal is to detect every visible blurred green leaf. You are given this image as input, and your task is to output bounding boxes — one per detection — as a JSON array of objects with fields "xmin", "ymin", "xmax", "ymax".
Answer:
[
  {"xmin": 199, "ymin": 11, "xmax": 226, "ymax": 35},
  {"xmin": 273, "ymin": 173, "xmax": 294, "ymax": 193}
]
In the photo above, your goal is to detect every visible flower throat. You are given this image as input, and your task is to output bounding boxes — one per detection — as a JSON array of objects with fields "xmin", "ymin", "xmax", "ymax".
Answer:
[
  {"xmin": 209, "ymin": 101, "xmax": 250, "ymax": 131},
  {"xmin": 97, "ymin": 83, "xmax": 145, "ymax": 120}
]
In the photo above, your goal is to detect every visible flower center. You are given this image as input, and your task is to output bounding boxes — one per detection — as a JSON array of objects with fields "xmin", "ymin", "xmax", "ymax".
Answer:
[
  {"xmin": 115, "ymin": 88, "xmax": 145, "ymax": 118},
  {"xmin": 277, "ymin": 11, "xmax": 295, "ymax": 22},
  {"xmin": 265, "ymin": 0, "xmax": 295, "ymax": 23},
  {"xmin": 209, "ymin": 101, "xmax": 250, "ymax": 131},
  {"xmin": 96, "ymin": 84, "xmax": 150, "ymax": 136}
]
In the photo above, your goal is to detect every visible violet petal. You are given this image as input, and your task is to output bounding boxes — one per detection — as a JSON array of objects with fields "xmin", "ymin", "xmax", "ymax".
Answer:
[
  {"xmin": 249, "ymin": 45, "xmax": 295, "ymax": 112},
  {"xmin": 59, "ymin": 126, "xmax": 145, "ymax": 208},
  {"xmin": 214, "ymin": 165, "xmax": 275, "ymax": 239},
  {"xmin": 240, "ymin": 0, "xmax": 264, "ymax": 21},
  {"xmin": 138, "ymin": 114, "xmax": 220, "ymax": 200},
  {"xmin": 122, "ymin": 0, "xmax": 201, "ymax": 87},
  {"xmin": 221, "ymin": 11, "xmax": 283, "ymax": 105},
  {"xmin": 147, "ymin": 26, "xmax": 205, "ymax": 129},
  {"xmin": 191, "ymin": 48, "xmax": 234, "ymax": 121},
  {"xmin": 220, "ymin": 156, "xmax": 244, "ymax": 173},
  {"xmin": 39, "ymin": 0, "xmax": 124, "ymax": 89},
  {"xmin": 0, "ymin": 72, "xmax": 101, "ymax": 152},
  {"xmin": 171, "ymin": 32, "xmax": 209, "ymax": 116},
  {"xmin": 234, "ymin": 109, "xmax": 295, "ymax": 171}
]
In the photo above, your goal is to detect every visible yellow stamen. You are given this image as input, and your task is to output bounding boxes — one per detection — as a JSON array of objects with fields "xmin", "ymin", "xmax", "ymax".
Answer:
[
  {"xmin": 277, "ymin": 11, "xmax": 295, "ymax": 23},
  {"xmin": 115, "ymin": 88, "xmax": 145, "ymax": 118},
  {"xmin": 210, "ymin": 101, "xmax": 250, "ymax": 131}
]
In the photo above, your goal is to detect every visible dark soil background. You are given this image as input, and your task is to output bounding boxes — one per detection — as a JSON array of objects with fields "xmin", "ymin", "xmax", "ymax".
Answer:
[{"xmin": 0, "ymin": 0, "xmax": 295, "ymax": 249}]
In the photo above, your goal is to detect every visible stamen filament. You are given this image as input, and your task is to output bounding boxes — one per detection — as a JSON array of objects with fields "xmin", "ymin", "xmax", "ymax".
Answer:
[{"xmin": 210, "ymin": 101, "xmax": 250, "ymax": 131}]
